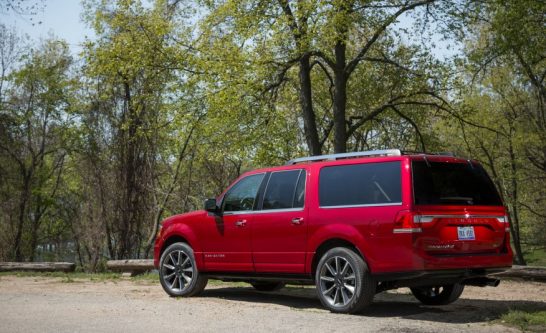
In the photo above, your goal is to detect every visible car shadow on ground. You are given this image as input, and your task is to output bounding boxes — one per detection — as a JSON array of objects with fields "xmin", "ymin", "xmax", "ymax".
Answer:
[{"xmin": 201, "ymin": 285, "xmax": 546, "ymax": 324}]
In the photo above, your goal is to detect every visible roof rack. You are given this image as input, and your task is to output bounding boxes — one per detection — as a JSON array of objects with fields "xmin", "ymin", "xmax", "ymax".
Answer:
[
  {"xmin": 402, "ymin": 151, "xmax": 456, "ymax": 157},
  {"xmin": 286, "ymin": 149, "xmax": 402, "ymax": 165}
]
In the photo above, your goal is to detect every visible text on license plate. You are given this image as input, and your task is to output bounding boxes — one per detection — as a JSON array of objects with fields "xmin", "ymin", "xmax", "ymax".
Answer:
[{"xmin": 457, "ymin": 226, "xmax": 475, "ymax": 240}]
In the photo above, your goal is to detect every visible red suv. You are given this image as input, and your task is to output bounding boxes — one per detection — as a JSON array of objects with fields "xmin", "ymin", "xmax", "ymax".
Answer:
[{"xmin": 154, "ymin": 149, "xmax": 513, "ymax": 313}]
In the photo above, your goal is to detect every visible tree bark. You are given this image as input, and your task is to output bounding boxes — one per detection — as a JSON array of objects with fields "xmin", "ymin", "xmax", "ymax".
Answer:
[
  {"xmin": 14, "ymin": 172, "xmax": 31, "ymax": 261},
  {"xmin": 508, "ymin": 137, "xmax": 526, "ymax": 265},
  {"xmin": 298, "ymin": 54, "xmax": 321, "ymax": 155},
  {"xmin": 333, "ymin": 40, "xmax": 347, "ymax": 153}
]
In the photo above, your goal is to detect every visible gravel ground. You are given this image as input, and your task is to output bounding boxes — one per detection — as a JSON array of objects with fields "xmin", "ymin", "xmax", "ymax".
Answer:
[{"xmin": 0, "ymin": 275, "xmax": 545, "ymax": 333}]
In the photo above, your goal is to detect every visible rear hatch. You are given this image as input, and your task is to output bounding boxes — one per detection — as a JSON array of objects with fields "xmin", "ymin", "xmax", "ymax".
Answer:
[{"xmin": 411, "ymin": 158, "xmax": 509, "ymax": 256}]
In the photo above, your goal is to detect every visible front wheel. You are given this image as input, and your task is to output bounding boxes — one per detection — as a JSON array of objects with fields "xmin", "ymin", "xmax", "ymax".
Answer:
[
  {"xmin": 159, "ymin": 242, "xmax": 208, "ymax": 297},
  {"xmin": 410, "ymin": 284, "xmax": 464, "ymax": 305},
  {"xmin": 315, "ymin": 247, "xmax": 376, "ymax": 314}
]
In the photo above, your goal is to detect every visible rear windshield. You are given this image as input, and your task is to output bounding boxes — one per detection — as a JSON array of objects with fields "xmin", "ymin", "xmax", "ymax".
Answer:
[
  {"xmin": 319, "ymin": 161, "xmax": 401, "ymax": 207},
  {"xmin": 412, "ymin": 161, "xmax": 502, "ymax": 206}
]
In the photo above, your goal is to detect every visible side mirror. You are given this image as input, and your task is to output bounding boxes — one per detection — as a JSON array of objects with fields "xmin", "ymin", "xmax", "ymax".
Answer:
[{"xmin": 204, "ymin": 198, "xmax": 219, "ymax": 213}]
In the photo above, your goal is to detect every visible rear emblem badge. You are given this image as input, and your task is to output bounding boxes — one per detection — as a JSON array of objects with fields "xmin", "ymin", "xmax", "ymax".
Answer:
[{"xmin": 428, "ymin": 244, "xmax": 455, "ymax": 249}]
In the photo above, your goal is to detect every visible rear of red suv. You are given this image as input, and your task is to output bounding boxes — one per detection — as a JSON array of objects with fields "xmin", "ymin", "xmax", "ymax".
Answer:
[{"xmin": 369, "ymin": 155, "xmax": 512, "ymax": 283}]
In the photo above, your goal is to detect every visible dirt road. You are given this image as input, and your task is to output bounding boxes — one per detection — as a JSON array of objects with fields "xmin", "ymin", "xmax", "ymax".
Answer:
[{"xmin": 0, "ymin": 275, "xmax": 544, "ymax": 332}]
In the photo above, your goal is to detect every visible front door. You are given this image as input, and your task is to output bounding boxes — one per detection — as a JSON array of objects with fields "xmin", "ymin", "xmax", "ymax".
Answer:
[
  {"xmin": 202, "ymin": 173, "xmax": 265, "ymax": 272},
  {"xmin": 252, "ymin": 169, "xmax": 308, "ymax": 273}
]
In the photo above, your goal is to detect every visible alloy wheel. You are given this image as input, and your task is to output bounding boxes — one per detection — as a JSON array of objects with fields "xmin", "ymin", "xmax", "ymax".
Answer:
[
  {"xmin": 161, "ymin": 249, "xmax": 194, "ymax": 293},
  {"xmin": 318, "ymin": 256, "xmax": 356, "ymax": 307}
]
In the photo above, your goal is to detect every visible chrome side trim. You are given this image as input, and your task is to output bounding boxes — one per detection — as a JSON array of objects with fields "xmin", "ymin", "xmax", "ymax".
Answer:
[
  {"xmin": 254, "ymin": 208, "xmax": 304, "ymax": 214},
  {"xmin": 414, "ymin": 214, "xmax": 505, "ymax": 223},
  {"xmin": 320, "ymin": 202, "xmax": 403, "ymax": 209},
  {"xmin": 393, "ymin": 228, "xmax": 422, "ymax": 233},
  {"xmin": 222, "ymin": 211, "xmax": 255, "ymax": 216},
  {"xmin": 221, "ymin": 208, "xmax": 305, "ymax": 216}
]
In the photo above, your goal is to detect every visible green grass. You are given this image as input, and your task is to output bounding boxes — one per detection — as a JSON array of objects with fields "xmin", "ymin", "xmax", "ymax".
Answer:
[
  {"xmin": 0, "ymin": 271, "xmax": 257, "ymax": 288},
  {"xmin": 130, "ymin": 272, "xmax": 159, "ymax": 284},
  {"xmin": 207, "ymin": 279, "xmax": 249, "ymax": 287},
  {"xmin": 524, "ymin": 247, "xmax": 546, "ymax": 267},
  {"xmin": 0, "ymin": 271, "xmax": 122, "ymax": 282},
  {"xmin": 500, "ymin": 310, "xmax": 546, "ymax": 332}
]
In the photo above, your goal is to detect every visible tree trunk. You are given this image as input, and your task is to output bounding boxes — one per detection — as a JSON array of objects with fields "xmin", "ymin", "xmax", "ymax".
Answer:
[
  {"xmin": 29, "ymin": 223, "xmax": 38, "ymax": 262},
  {"xmin": 508, "ymin": 138, "xmax": 526, "ymax": 265},
  {"xmin": 14, "ymin": 173, "xmax": 31, "ymax": 261},
  {"xmin": 298, "ymin": 54, "xmax": 321, "ymax": 156},
  {"xmin": 333, "ymin": 40, "xmax": 347, "ymax": 153}
]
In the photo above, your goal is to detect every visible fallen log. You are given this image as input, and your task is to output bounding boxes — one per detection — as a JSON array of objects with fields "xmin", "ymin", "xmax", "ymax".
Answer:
[
  {"xmin": 491, "ymin": 265, "xmax": 546, "ymax": 282},
  {"xmin": 106, "ymin": 259, "xmax": 154, "ymax": 276},
  {"xmin": 0, "ymin": 262, "xmax": 75, "ymax": 273}
]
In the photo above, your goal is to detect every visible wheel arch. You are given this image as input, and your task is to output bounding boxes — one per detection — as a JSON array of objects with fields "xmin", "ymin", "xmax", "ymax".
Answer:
[
  {"xmin": 158, "ymin": 222, "xmax": 204, "ymax": 270},
  {"xmin": 307, "ymin": 222, "xmax": 372, "ymax": 276},
  {"xmin": 160, "ymin": 235, "xmax": 190, "ymax": 258},
  {"xmin": 310, "ymin": 238, "xmax": 368, "ymax": 278}
]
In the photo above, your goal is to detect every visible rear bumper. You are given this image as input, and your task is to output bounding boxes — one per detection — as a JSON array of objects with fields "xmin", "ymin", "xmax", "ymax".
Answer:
[
  {"xmin": 373, "ymin": 266, "xmax": 508, "ymax": 282},
  {"xmin": 372, "ymin": 266, "xmax": 510, "ymax": 288}
]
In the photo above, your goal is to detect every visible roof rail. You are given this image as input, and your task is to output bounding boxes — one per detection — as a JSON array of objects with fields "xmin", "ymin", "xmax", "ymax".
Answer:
[
  {"xmin": 402, "ymin": 150, "xmax": 456, "ymax": 157},
  {"xmin": 286, "ymin": 149, "xmax": 402, "ymax": 165}
]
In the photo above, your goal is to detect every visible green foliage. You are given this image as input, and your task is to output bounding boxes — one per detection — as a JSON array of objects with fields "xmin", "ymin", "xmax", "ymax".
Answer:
[
  {"xmin": 434, "ymin": 0, "xmax": 546, "ymax": 263},
  {"xmin": 0, "ymin": 0, "xmax": 543, "ymax": 266},
  {"xmin": 500, "ymin": 309, "xmax": 546, "ymax": 332},
  {"xmin": 0, "ymin": 271, "xmax": 122, "ymax": 281},
  {"xmin": 0, "ymin": 33, "xmax": 75, "ymax": 261},
  {"xmin": 523, "ymin": 248, "xmax": 546, "ymax": 267}
]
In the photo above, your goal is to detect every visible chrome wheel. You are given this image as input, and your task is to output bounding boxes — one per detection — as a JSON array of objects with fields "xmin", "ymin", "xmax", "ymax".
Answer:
[
  {"xmin": 161, "ymin": 249, "xmax": 194, "ymax": 293},
  {"xmin": 319, "ymin": 256, "xmax": 356, "ymax": 307}
]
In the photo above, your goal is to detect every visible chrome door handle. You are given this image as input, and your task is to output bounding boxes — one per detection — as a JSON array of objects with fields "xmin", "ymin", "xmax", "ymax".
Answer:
[
  {"xmin": 235, "ymin": 220, "xmax": 247, "ymax": 227},
  {"xmin": 291, "ymin": 217, "xmax": 304, "ymax": 225}
]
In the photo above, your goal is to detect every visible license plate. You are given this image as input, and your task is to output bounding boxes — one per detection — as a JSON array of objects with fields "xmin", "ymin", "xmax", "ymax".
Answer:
[{"xmin": 457, "ymin": 226, "xmax": 475, "ymax": 240}]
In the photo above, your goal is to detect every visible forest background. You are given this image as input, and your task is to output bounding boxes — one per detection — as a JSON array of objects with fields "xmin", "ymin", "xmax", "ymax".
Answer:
[{"xmin": 0, "ymin": 0, "xmax": 544, "ymax": 270}]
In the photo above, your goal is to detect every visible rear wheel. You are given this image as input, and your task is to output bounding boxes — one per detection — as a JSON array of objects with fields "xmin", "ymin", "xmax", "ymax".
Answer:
[
  {"xmin": 315, "ymin": 247, "xmax": 375, "ymax": 314},
  {"xmin": 159, "ymin": 242, "xmax": 208, "ymax": 297},
  {"xmin": 250, "ymin": 281, "xmax": 285, "ymax": 292},
  {"xmin": 410, "ymin": 284, "xmax": 464, "ymax": 305}
]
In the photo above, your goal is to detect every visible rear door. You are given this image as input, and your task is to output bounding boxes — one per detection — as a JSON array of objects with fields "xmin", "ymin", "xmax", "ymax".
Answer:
[
  {"xmin": 411, "ymin": 160, "xmax": 508, "ymax": 255},
  {"xmin": 252, "ymin": 169, "xmax": 308, "ymax": 273}
]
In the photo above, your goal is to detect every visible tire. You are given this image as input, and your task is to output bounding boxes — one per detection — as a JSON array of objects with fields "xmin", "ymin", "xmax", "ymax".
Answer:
[
  {"xmin": 250, "ymin": 281, "xmax": 285, "ymax": 292},
  {"xmin": 410, "ymin": 283, "xmax": 464, "ymax": 305},
  {"xmin": 159, "ymin": 242, "xmax": 208, "ymax": 297},
  {"xmin": 315, "ymin": 247, "xmax": 376, "ymax": 314}
]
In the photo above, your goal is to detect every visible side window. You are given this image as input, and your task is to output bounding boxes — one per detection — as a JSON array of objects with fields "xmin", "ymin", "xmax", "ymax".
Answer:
[
  {"xmin": 293, "ymin": 170, "xmax": 306, "ymax": 208},
  {"xmin": 223, "ymin": 174, "xmax": 265, "ymax": 212},
  {"xmin": 262, "ymin": 170, "xmax": 303, "ymax": 210},
  {"xmin": 319, "ymin": 161, "xmax": 401, "ymax": 207}
]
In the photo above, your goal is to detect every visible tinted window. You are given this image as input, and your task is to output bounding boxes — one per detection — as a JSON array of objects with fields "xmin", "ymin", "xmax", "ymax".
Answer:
[
  {"xmin": 263, "ymin": 170, "xmax": 301, "ymax": 210},
  {"xmin": 293, "ymin": 171, "xmax": 306, "ymax": 208},
  {"xmin": 412, "ymin": 161, "xmax": 502, "ymax": 206},
  {"xmin": 319, "ymin": 162, "xmax": 402, "ymax": 207},
  {"xmin": 223, "ymin": 174, "xmax": 265, "ymax": 212}
]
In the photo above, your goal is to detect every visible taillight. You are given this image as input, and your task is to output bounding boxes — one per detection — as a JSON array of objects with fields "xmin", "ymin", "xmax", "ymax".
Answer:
[
  {"xmin": 498, "ymin": 215, "xmax": 510, "ymax": 232},
  {"xmin": 413, "ymin": 215, "xmax": 435, "ymax": 223},
  {"xmin": 393, "ymin": 210, "xmax": 422, "ymax": 233}
]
